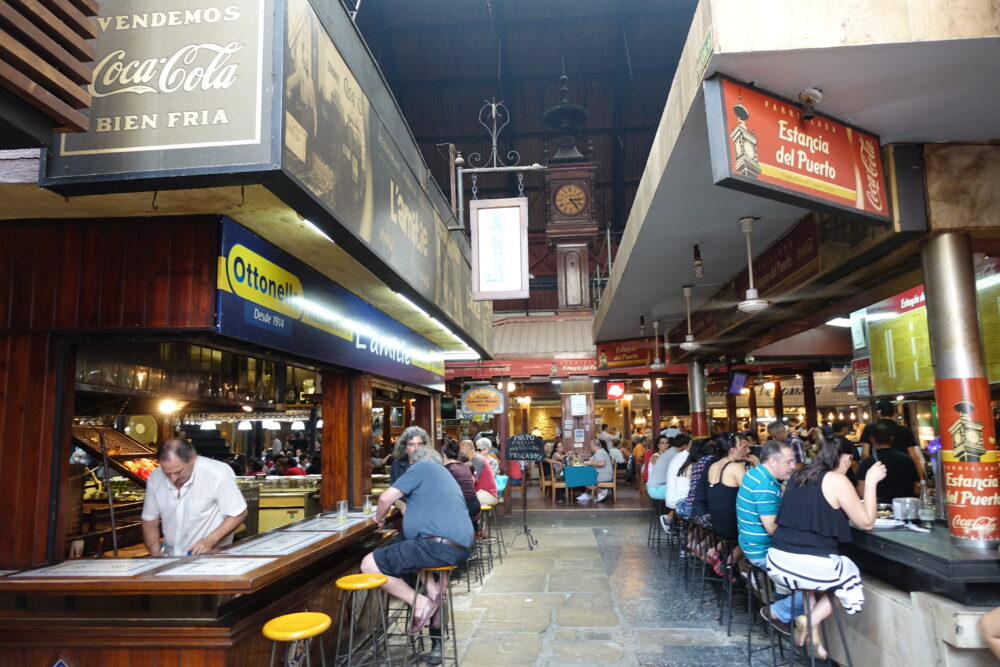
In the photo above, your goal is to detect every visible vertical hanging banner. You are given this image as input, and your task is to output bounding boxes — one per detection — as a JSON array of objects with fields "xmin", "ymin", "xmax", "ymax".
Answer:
[
  {"xmin": 469, "ymin": 197, "xmax": 530, "ymax": 300},
  {"xmin": 704, "ymin": 75, "xmax": 891, "ymax": 224},
  {"xmin": 936, "ymin": 377, "xmax": 1000, "ymax": 544}
]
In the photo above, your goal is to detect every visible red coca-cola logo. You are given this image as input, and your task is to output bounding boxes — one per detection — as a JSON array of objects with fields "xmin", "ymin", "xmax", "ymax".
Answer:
[
  {"xmin": 951, "ymin": 515, "xmax": 998, "ymax": 534},
  {"xmin": 858, "ymin": 135, "xmax": 884, "ymax": 213}
]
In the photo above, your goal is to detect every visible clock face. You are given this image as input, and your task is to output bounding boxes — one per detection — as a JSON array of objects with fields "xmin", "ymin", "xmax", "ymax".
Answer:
[{"xmin": 554, "ymin": 183, "xmax": 588, "ymax": 216}]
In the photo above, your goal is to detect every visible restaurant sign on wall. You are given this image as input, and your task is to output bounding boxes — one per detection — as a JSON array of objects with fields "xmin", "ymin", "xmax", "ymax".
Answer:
[
  {"xmin": 216, "ymin": 218, "xmax": 445, "ymax": 390},
  {"xmin": 704, "ymin": 75, "xmax": 891, "ymax": 224}
]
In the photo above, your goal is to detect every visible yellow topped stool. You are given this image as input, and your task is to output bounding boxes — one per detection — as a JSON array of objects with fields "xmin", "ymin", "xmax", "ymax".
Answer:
[
  {"xmin": 404, "ymin": 564, "xmax": 458, "ymax": 666},
  {"xmin": 262, "ymin": 611, "xmax": 331, "ymax": 666},
  {"xmin": 334, "ymin": 572, "xmax": 391, "ymax": 666}
]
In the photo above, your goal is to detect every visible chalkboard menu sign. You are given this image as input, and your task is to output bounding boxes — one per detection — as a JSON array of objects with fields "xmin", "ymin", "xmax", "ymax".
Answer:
[{"xmin": 506, "ymin": 434, "xmax": 545, "ymax": 461}]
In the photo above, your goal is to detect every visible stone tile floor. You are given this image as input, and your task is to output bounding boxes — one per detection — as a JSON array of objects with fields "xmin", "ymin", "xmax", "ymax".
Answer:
[{"xmin": 448, "ymin": 513, "xmax": 775, "ymax": 666}]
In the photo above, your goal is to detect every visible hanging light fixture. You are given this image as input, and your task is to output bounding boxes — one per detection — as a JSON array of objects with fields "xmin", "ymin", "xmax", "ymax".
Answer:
[
  {"xmin": 200, "ymin": 421, "xmax": 217, "ymax": 431},
  {"xmin": 692, "ymin": 244, "xmax": 704, "ymax": 278},
  {"xmin": 737, "ymin": 217, "xmax": 770, "ymax": 313},
  {"xmin": 316, "ymin": 419, "xmax": 324, "ymax": 429},
  {"xmin": 650, "ymin": 320, "xmax": 665, "ymax": 370},
  {"xmin": 237, "ymin": 420, "xmax": 252, "ymax": 431},
  {"xmin": 291, "ymin": 420, "xmax": 306, "ymax": 430},
  {"xmin": 679, "ymin": 285, "xmax": 700, "ymax": 351}
]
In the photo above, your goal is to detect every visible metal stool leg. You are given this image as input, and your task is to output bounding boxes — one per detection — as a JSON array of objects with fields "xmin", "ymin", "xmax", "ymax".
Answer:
[{"xmin": 830, "ymin": 596, "xmax": 854, "ymax": 667}]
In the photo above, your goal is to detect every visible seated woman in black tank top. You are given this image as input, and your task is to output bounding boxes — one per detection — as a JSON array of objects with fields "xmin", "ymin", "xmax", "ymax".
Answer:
[
  {"xmin": 701, "ymin": 433, "xmax": 757, "ymax": 573},
  {"xmin": 767, "ymin": 435, "xmax": 887, "ymax": 659}
]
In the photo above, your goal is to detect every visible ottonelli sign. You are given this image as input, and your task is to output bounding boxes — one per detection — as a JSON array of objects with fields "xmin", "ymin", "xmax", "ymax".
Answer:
[{"xmin": 704, "ymin": 75, "xmax": 891, "ymax": 224}]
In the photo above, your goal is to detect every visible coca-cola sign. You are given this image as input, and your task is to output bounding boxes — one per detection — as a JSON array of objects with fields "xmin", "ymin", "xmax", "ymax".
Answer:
[{"xmin": 43, "ymin": 0, "xmax": 273, "ymax": 186}]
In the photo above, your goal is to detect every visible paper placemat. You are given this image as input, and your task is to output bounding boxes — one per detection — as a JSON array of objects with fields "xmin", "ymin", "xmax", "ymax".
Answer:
[
  {"xmin": 157, "ymin": 557, "xmax": 276, "ymax": 576},
  {"xmin": 11, "ymin": 559, "xmax": 178, "ymax": 578},
  {"xmin": 224, "ymin": 531, "xmax": 329, "ymax": 555},
  {"xmin": 284, "ymin": 516, "xmax": 369, "ymax": 532}
]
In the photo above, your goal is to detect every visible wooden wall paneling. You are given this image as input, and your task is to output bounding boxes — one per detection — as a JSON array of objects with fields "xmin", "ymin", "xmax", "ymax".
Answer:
[
  {"xmin": 0, "ymin": 2, "xmax": 92, "ymax": 83},
  {"xmin": 40, "ymin": 0, "xmax": 97, "ymax": 40},
  {"xmin": 6, "ymin": 0, "xmax": 95, "ymax": 61},
  {"xmin": 99, "ymin": 219, "xmax": 126, "ymax": 328},
  {"xmin": 189, "ymin": 220, "xmax": 218, "ymax": 328},
  {"xmin": 0, "ymin": 332, "xmax": 60, "ymax": 569},
  {"xmin": 120, "ymin": 222, "xmax": 149, "ymax": 328},
  {"xmin": 0, "ymin": 26, "xmax": 90, "ymax": 107},
  {"xmin": 54, "ymin": 219, "xmax": 82, "ymax": 327},
  {"xmin": 7, "ymin": 224, "xmax": 36, "ymax": 331},
  {"xmin": 352, "ymin": 373, "xmax": 373, "ymax": 506},
  {"xmin": 321, "ymin": 372, "xmax": 350, "ymax": 512},
  {"xmin": 75, "ymin": 220, "xmax": 104, "ymax": 329},
  {"xmin": 0, "ymin": 222, "xmax": 13, "ymax": 330},
  {"xmin": 0, "ymin": 61, "xmax": 88, "ymax": 131},
  {"xmin": 145, "ymin": 221, "xmax": 173, "ymax": 328},
  {"xmin": 27, "ymin": 222, "xmax": 59, "ymax": 331},
  {"xmin": 168, "ymin": 220, "xmax": 196, "ymax": 327}
]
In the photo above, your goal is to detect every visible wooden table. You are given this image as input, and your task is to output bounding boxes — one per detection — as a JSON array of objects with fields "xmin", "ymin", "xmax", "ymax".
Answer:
[{"xmin": 0, "ymin": 513, "xmax": 397, "ymax": 666}]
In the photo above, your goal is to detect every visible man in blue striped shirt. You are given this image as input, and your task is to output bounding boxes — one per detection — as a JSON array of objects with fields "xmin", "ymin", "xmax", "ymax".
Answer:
[{"xmin": 737, "ymin": 440, "xmax": 798, "ymax": 631}]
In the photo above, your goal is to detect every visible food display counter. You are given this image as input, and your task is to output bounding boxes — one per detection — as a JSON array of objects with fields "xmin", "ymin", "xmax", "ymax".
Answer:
[{"xmin": 0, "ymin": 511, "xmax": 396, "ymax": 666}]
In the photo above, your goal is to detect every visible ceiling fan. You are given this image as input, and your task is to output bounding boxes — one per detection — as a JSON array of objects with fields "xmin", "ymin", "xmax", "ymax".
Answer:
[
  {"xmin": 738, "ymin": 216, "xmax": 770, "ymax": 314},
  {"xmin": 679, "ymin": 285, "xmax": 700, "ymax": 352},
  {"xmin": 650, "ymin": 320, "xmax": 666, "ymax": 369}
]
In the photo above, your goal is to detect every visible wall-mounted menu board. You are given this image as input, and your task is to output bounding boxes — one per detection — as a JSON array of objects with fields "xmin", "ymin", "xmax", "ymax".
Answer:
[{"xmin": 853, "ymin": 259, "xmax": 1000, "ymax": 396}]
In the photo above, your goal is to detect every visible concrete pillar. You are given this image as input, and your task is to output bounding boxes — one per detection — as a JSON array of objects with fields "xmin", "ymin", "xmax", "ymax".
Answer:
[
  {"xmin": 688, "ymin": 361, "xmax": 708, "ymax": 436},
  {"xmin": 922, "ymin": 232, "xmax": 1000, "ymax": 547},
  {"xmin": 802, "ymin": 371, "xmax": 817, "ymax": 428},
  {"xmin": 772, "ymin": 380, "xmax": 784, "ymax": 424}
]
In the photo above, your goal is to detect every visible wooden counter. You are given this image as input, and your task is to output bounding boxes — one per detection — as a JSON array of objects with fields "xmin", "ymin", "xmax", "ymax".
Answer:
[{"xmin": 0, "ymin": 513, "xmax": 397, "ymax": 666}]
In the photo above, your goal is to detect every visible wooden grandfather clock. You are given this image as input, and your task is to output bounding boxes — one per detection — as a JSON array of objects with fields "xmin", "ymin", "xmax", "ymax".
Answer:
[{"xmin": 543, "ymin": 71, "xmax": 599, "ymax": 311}]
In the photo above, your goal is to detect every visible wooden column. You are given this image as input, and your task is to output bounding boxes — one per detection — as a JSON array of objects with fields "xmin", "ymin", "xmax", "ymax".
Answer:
[
  {"xmin": 520, "ymin": 402, "xmax": 530, "ymax": 433},
  {"xmin": 414, "ymin": 395, "xmax": 435, "ymax": 442},
  {"xmin": 801, "ymin": 372, "xmax": 817, "ymax": 428},
  {"xmin": 351, "ymin": 374, "xmax": 373, "ymax": 507},
  {"xmin": 725, "ymin": 391, "xmax": 738, "ymax": 432},
  {"xmin": 772, "ymin": 380, "xmax": 784, "ymax": 424},
  {"xmin": 322, "ymin": 372, "xmax": 373, "ymax": 509},
  {"xmin": 748, "ymin": 385, "xmax": 758, "ymax": 432},
  {"xmin": 321, "ymin": 372, "xmax": 351, "ymax": 512}
]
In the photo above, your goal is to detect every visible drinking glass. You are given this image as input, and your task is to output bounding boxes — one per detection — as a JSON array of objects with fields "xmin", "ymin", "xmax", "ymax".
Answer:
[
  {"xmin": 337, "ymin": 500, "xmax": 349, "ymax": 523},
  {"xmin": 918, "ymin": 508, "xmax": 935, "ymax": 526},
  {"xmin": 362, "ymin": 494, "xmax": 373, "ymax": 515}
]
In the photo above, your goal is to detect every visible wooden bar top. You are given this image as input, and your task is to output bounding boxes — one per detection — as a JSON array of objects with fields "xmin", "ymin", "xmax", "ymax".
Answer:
[{"xmin": 0, "ymin": 513, "xmax": 390, "ymax": 596}]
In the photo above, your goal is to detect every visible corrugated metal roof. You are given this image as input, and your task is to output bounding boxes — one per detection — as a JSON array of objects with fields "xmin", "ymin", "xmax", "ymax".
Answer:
[{"xmin": 492, "ymin": 315, "xmax": 595, "ymax": 359}]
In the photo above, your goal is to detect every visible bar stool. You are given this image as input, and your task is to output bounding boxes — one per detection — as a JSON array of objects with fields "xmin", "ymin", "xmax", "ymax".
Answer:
[
  {"xmin": 334, "ymin": 573, "xmax": 392, "ymax": 666},
  {"xmin": 262, "ymin": 611, "xmax": 331, "ymax": 667},
  {"xmin": 791, "ymin": 589, "xmax": 854, "ymax": 667},
  {"xmin": 744, "ymin": 562, "xmax": 786, "ymax": 667},
  {"xmin": 403, "ymin": 565, "xmax": 458, "ymax": 666},
  {"xmin": 646, "ymin": 498, "xmax": 666, "ymax": 553},
  {"xmin": 479, "ymin": 504, "xmax": 497, "ymax": 570}
]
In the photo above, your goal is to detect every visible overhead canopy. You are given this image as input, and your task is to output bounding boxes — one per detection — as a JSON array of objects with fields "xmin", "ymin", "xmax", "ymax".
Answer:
[{"xmin": 594, "ymin": 0, "xmax": 1000, "ymax": 351}]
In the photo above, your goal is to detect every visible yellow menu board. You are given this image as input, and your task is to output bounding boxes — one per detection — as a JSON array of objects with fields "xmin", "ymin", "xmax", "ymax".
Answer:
[
  {"xmin": 978, "ymin": 277, "xmax": 1000, "ymax": 382},
  {"xmin": 868, "ymin": 308, "xmax": 934, "ymax": 395}
]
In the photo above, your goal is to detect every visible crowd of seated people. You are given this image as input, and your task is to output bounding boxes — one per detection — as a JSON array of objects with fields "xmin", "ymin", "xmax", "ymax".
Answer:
[{"xmin": 650, "ymin": 425, "xmax": 893, "ymax": 659}]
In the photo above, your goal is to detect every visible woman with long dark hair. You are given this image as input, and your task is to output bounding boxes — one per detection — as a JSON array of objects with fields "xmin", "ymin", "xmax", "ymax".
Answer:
[
  {"xmin": 441, "ymin": 439, "xmax": 480, "ymax": 531},
  {"xmin": 767, "ymin": 435, "xmax": 886, "ymax": 659}
]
